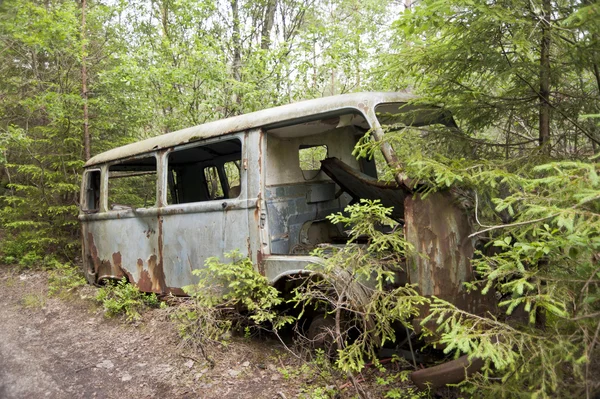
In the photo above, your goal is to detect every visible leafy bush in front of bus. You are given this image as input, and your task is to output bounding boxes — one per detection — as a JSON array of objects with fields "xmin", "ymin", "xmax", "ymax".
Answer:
[
  {"xmin": 174, "ymin": 251, "xmax": 293, "ymax": 363},
  {"xmin": 95, "ymin": 277, "xmax": 160, "ymax": 321},
  {"xmin": 183, "ymin": 250, "xmax": 293, "ymax": 329},
  {"xmin": 286, "ymin": 200, "xmax": 429, "ymax": 399},
  {"xmin": 47, "ymin": 259, "xmax": 86, "ymax": 298}
]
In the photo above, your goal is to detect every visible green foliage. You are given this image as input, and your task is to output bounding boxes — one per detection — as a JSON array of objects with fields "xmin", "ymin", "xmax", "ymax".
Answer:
[
  {"xmin": 292, "ymin": 200, "xmax": 428, "ymax": 375},
  {"xmin": 384, "ymin": 385, "xmax": 428, "ymax": 399},
  {"xmin": 175, "ymin": 251, "xmax": 294, "ymax": 364},
  {"xmin": 108, "ymin": 172, "xmax": 157, "ymax": 209},
  {"xmin": 380, "ymin": 0, "xmax": 600, "ymax": 163},
  {"xmin": 172, "ymin": 301, "xmax": 234, "ymax": 353},
  {"xmin": 47, "ymin": 259, "xmax": 86, "ymax": 298},
  {"xmin": 0, "ymin": 0, "xmax": 396, "ymax": 264},
  {"xmin": 21, "ymin": 292, "xmax": 46, "ymax": 309},
  {"xmin": 95, "ymin": 278, "xmax": 159, "ymax": 321},
  {"xmin": 299, "ymin": 145, "xmax": 328, "ymax": 170},
  {"xmin": 0, "ymin": 0, "xmax": 92, "ymax": 262},
  {"xmin": 298, "ymin": 385, "xmax": 337, "ymax": 399},
  {"xmin": 185, "ymin": 250, "xmax": 293, "ymax": 328},
  {"xmin": 373, "ymin": 126, "xmax": 600, "ymax": 396}
]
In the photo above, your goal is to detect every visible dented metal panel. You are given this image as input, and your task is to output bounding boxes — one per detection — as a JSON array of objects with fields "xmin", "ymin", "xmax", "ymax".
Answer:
[
  {"xmin": 404, "ymin": 191, "xmax": 497, "ymax": 321},
  {"xmin": 321, "ymin": 157, "xmax": 410, "ymax": 221},
  {"xmin": 265, "ymin": 183, "xmax": 349, "ymax": 254}
]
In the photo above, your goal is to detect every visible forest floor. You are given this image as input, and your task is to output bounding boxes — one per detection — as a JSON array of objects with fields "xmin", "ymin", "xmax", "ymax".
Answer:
[{"xmin": 0, "ymin": 266, "xmax": 344, "ymax": 399}]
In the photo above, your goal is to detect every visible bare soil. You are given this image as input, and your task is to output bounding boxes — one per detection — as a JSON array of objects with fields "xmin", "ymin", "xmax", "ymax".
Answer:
[{"xmin": 0, "ymin": 266, "xmax": 309, "ymax": 399}]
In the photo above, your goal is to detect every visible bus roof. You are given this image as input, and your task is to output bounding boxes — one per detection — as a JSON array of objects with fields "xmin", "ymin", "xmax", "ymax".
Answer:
[{"xmin": 85, "ymin": 92, "xmax": 418, "ymax": 167}]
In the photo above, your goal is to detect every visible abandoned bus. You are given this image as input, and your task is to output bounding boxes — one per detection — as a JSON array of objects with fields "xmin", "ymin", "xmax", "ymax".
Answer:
[{"xmin": 79, "ymin": 92, "xmax": 479, "ymax": 311}]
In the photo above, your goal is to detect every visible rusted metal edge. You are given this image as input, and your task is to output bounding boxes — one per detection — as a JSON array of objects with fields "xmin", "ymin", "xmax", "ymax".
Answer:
[
  {"xmin": 410, "ymin": 355, "xmax": 484, "ymax": 390},
  {"xmin": 85, "ymin": 92, "xmax": 419, "ymax": 167},
  {"xmin": 320, "ymin": 157, "xmax": 410, "ymax": 221}
]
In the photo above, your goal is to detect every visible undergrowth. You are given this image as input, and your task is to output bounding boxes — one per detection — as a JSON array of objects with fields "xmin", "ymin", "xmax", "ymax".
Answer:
[
  {"xmin": 47, "ymin": 259, "xmax": 86, "ymax": 298},
  {"xmin": 174, "ymin": 250, "xmax": 294, "ymax": 365},
  {"xmin": 95, "ymin": 277, "xmax": 160, "ymax": 321}
]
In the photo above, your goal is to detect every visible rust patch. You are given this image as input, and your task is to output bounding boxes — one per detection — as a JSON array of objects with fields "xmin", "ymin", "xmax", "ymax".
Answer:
[
  {"xmin": 404, "ymin": 191, "xmax": 496, "ymax": 321},
  {"xmin": 132, "ymin": 258, "xmax": 152, "ymax": 291},
  {"xmin": 120, "ymin": 267, "xmax": 134, "ymax": 284},
  {"xmin": 86, "ymin": 233, "xmax": 124, "ymax": 281},
  {"xmin": 256, "ymin": 251, "xmax": 266, "ymax": 275},
  {"xmin": 112, "ymin": 251, "xmax": 132, "ymax": 282},
  {"xmin": 147, "ymin": 254, "xmax": 167, "ymax": 294},
  {"xmin": 112, "ymin": 252, "xmax": 122, "ymax": 269},
  {"xmin": 137, "ymin": 269, "xmax": 153, "ymax": 292},
  {"xmin": 97, "ymin": 260, "xmax": 114, "ymax": 280},
  {"xmin": 87, "ymin": 232, "xmax": 101, "ymax": 277},
  {"xmin": 411, "ymin": 355, "xmax": 484, "ymax": 390}
]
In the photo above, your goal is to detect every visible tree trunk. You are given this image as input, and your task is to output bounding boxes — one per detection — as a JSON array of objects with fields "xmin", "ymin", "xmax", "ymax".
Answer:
[
  {"xmin": 231, "ymin": 0, "xmax": 242, "ymax": 108},
  {"xmin": 260, "ymin": 0, "xmax": 276, "ymax": 50},
  {"xmin": 160, "ymin": 0, "xmax": 169, "ymax": 38},
  {"xmin": 81, "ymin": 0, "xmax": 90, "ymax": 161},
  {"xmin": 538, "ymin": 0, "xmax": 551, "ymax": 154}
]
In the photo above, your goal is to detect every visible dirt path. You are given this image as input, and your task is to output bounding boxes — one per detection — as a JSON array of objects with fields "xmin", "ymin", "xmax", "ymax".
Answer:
[{"xmin": 0, "ymin": 267, "xmax": 303, "ymax": 399}]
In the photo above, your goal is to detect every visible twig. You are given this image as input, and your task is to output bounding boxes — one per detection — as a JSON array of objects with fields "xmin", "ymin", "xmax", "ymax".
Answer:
[
  {"xmin": 271, "ymin": 329, "xmax": 303, "ymax": 360},
  {"xmin": 571, "ymin": 312, "xmax": 600, "ymax": 321},
  {"xmin": 405, "ymin": 325, "xmax": 418, "ymax": 370},
  {"xmin": 469, "ymin": 195, "xmax": 600, "ymax": 238},
  {"xmin": 586, "ymin": 319, "xmax": 600, "ymax": 399},
  {"xmin": 75, "ymin": 364, "xmax": 95, "ymax": 373},
  {"xmin": 468, "ymin": 213, "xmax": 557, "ymax": 238}
]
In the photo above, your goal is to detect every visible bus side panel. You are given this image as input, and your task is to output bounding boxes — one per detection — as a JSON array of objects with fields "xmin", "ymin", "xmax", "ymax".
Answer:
[
  {"xmin": 82, "ymin": 214, "xmax": 161, "ymax": 292},
  {"xmin": 160, "ymin": 205, "xmax": 251, "ymax": 290},
  {"xmin": 160, "ymin": 130, "xmax": 259, "ymax": 291}
]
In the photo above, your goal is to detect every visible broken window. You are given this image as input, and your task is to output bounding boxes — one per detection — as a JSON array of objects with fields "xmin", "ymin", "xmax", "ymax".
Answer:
[
  {"xmin": 167, "ymin": 138, "xmax": 242, "ymax": 204},
  {"xmin": 82, "ymin": 170, "xmax": 101, "ymax": 213},
  {"xmin": 224, "ymin": 160, "xmax": 241, "ymax": 198},
  {"xmin": 108, "ymin": 156, "xmax": 157, "ymax": 210},
  {"xmin": 299, "ymin": 145, "xmax": 328, "ymax": 171},
  {"xmin": 204, "ymin": 166, "xmax": 223, "ymax": 199}
]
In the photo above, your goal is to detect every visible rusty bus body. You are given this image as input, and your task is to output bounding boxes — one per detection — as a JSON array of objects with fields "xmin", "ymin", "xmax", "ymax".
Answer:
[
  {"xmin": 80, "ymin": 92, "xmax": 494, "ymax": 388},
  {"xmin": 79, "ymin": 92, "xmax": 485, "ymax": 317}
]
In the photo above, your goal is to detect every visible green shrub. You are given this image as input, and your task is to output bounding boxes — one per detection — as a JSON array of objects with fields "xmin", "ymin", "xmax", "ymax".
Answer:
[
  {"xmin": 291, "ymin": 200, "xmax": 427, "ymax": 374},
  {"xmin": 174, "ymin": 251, "xmax": 294, "ymax": 365},
  {"xmin": 95, "ymin": 277, "xmax": 159, "ymax": 321},
  {"xmin": 47, "ymin": 260, "xmax": 86, "ymax": 298},
  {"xmin": 184, "ymin": 250, "xmax": 294, "ymax": 328}
]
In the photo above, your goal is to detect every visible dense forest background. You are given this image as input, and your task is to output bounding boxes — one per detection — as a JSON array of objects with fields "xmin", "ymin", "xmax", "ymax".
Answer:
[{"xmin": 1, "ymin": 0, "xmax": 599, "ymax": 397}]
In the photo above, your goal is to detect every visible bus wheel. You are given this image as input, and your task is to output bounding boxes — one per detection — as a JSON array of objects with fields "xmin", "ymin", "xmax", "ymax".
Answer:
[{"xmin": 306, "ymin": 313, "xmax": 336, "ymax": 355}]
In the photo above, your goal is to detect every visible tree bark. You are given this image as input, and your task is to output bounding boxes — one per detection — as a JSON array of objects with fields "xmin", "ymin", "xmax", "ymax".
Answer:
[
  {"xmin": 260, "ymin": 0, "xmax": 276, "ymax": 50},
  {"xmin": 231, "ymin": 0, "xmax": 242, "ymax": 108},
  {"xmin": 81, "ymin": 0, "xmax": 90, "ymax": 161},
  {"xmin": 538, "ymin": 0, "xmax": 552, "ymax": 154}
]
